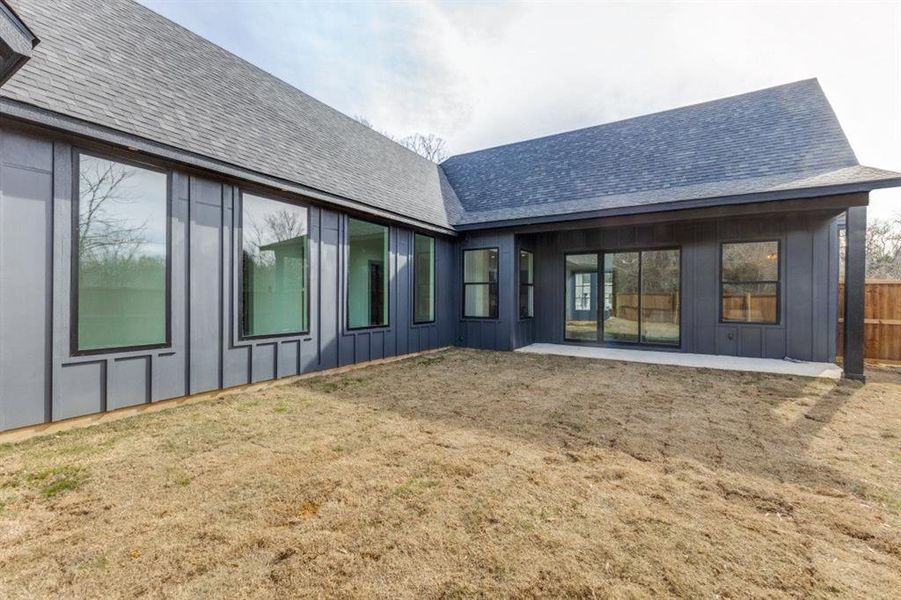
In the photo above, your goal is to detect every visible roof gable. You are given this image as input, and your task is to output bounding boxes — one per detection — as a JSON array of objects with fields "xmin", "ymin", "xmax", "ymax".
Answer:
[{"xmin": 441, "ymin": 80, "xmax": 868, "ymax": 222}]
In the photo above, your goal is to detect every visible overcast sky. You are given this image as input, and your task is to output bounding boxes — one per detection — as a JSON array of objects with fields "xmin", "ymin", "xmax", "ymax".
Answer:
[{"xmin": 139, "ymin": 0, "xmax": 901, "ymax": 221}]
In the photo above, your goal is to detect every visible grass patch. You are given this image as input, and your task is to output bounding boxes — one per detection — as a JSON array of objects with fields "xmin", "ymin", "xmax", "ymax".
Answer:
[
  {"xmin": 871, "ymin": 490, "xmax": 901, "ymax": 514},
  {"xmin": 77, "ymin": 555, "xmax": 109, "ymax": 571},
  {"xmin": 25, "ymin": 465, "xmax": 86, "ymax": 498},
  {"xmin": 415, "ymin": 355, "xmax": 445, "ymax": 367},
  {"xmin": 393, "ymin": 475, "xmax": 439, "ymax": 497}
]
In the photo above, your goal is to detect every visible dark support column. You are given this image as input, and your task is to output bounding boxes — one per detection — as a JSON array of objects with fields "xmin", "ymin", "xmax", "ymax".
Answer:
[{"xmin": 843, "ymin": 206, "xmax": 867, "ymax": 381}]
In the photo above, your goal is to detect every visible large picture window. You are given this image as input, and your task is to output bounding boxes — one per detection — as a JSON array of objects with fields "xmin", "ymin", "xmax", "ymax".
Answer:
[
  {"xmin": 347, "ymin": 218, "xmax": 389, "ymax": 329},
  {"xmin": 519, "ymin": 250, "xmax": 534, "ymax": 319},
  {"xmin": 240, "ymin": 192, "xmax": 309, "ymax": 338},
  {"xmin": 721, "ymin": 241, "xmax": 780, "ymax": 324},
  {"xmin": 413, "ymin": 233, "xmax": 435, "ymax": 324},
  {"xmin": 74, "ymin": 153, "xmax": 169, "ymax": 353},
  {"xmin": 463, "ymin": 248, "xmax": 498, "ymax": 318}
]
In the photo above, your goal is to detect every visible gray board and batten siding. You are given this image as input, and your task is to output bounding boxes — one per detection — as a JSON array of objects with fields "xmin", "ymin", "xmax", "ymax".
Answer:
[
  {"xmin": 0, "ymin": 125, "xmax": 455, "ymax": 431},
  {"xmin": 511, "ymin": 209, "xmax": 843, "ymax": 361},
  {"xmin": 454, "ymin": 204, "xmax": 844, "ymax": 362}
]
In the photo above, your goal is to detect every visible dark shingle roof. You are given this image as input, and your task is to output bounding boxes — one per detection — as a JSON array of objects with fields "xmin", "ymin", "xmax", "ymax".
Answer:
[
  {"xmin": 2, "ymin": 2, "xmax": 898, "ymax": 230},
  {"xmin": 2, "ymin": 0, "xmax": 459, "ymax": 229},
  {"xmin": 442, "ymin": 80, "xmax": 901, "ymax": 226}
]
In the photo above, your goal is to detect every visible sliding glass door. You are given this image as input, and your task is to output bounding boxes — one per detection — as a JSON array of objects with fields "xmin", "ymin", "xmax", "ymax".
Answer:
[
  {"xmin": 639, "ymin": 249, "xmax": 680, "ymax": 345},
  {"xmin": 602, "ymin": 252, "xmax": 640, "ymax": 343},
  {"xmin": 565, "ymin": 248, "xmax": 680, "ymax": 346},
  {"xmin": 565, "ymin": 254, "xmax": 598, "ymax": 341}
]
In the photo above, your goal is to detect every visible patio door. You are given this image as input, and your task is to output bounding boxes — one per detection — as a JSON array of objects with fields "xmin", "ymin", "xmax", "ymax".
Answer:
[
  {"xmin": 564, "ymin": 249, "xmax": 680, "ymax": 346},
  {"xmin": 565, "ymin": 254, "xmax": 598, "ymax": 341}
]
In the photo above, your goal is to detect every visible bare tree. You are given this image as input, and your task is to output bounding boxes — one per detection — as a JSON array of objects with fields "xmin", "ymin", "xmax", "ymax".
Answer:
[
  {"xmin": 78, "ymin": 160, "xmax": 148, "ymax": 263},
  {"xmin": 398, "ymin": 133, "xmax": 448, "ymax": 163},
  {"xmin": 839, "ymin": 212, "xmax": 901, "ymax": 280},
  {"xmin": 866, "ymin": 213, "xmax": 901, "ymax": 279},
  {"xmin": 244, "ymin": 207, "xmax": 307, "ymax": 267},
  {"xmin": 354, "ymin": 115, "xmax": 448, "ymax": 163}
]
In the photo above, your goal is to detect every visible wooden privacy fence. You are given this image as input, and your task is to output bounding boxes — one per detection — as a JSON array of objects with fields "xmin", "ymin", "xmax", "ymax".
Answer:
[{"xmin": 838, "ymin": 280, "xmax": 901, "ymax": 363}]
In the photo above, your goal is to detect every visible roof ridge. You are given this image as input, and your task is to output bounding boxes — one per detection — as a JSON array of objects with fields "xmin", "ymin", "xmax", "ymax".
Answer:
[{"xmin": 442, "ymin": 78, "xmax": 822, "ymax": 163}]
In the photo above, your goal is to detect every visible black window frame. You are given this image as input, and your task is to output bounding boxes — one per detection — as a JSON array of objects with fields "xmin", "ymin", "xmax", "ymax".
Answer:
[
  {"xmin": 562, "ymin": 247, "xmax": 682, "ymax": 348},
  {"xmin": 519, "ymin": 249, "xmax": 534, "ymax": 320},
  {"xmin": 412, "ymin": 232, "xmax": 436, "ymax": 325},
  {"xmin": 345, "ymin": 216, "xmax": 391, "ymax": 331},
  {"xmin": 237, "ymin": 189, "xmax": 312, "ymax": 341},
  {"xmin": 462, "ymin": 247, "xmax": 499, "ymax": 320},
  {"xmin": 719, "ymin": 240, "xmax": 781, "ymax": 326},
  {"xmin": 70, "ymin": 149, "xmax": 173, "ymax": 357}
]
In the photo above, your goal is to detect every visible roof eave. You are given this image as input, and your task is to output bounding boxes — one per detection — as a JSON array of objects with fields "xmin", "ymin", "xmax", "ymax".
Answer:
[
  {"xmin": 453, "ymin": 178, "xmax": 901, "ymax": 231},
  {"xmin": 0, "ymin": 98, "xmax": 457, "ymax": 236}
]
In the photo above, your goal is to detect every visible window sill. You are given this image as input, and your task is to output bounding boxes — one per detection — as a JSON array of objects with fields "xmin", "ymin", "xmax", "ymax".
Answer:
[
  {"xmin": 234, "ymin": 332, "xmax": 312, "ymax": 347},
  {"xmin": 346, "ymin": 325, "xmax": 391, "ymax": 333}
]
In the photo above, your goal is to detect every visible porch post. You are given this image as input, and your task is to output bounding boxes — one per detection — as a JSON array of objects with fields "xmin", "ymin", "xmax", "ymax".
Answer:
[{"xmin": 843, "ymin": 206, "xmax": 867, "ymax": 381}]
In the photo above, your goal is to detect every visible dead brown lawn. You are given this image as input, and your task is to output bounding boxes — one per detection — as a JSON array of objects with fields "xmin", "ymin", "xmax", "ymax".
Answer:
[{"xmin": 1, "ymin": 348, "xmax": 899, "ymax": 598}]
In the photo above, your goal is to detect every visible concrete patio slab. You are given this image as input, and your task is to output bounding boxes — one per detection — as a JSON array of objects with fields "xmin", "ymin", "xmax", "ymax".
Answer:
[{"xmin": 515, "ymin": 343, "xmax": 843, "ymax": 379}]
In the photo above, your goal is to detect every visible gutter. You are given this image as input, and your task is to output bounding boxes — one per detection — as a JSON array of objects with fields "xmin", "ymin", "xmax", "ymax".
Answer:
[{"xmin": 452, "ymin": 178, "xmax": 901, "ymax": 231}]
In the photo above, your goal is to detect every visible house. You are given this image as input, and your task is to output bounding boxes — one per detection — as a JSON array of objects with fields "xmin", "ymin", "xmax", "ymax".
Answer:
[{"xmin": 0, "ymin": 0, "xmax": 899, "ymax": 433}]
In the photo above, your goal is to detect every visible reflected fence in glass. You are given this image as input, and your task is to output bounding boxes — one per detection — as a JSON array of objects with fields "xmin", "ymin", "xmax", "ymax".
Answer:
[
  {"xmin": 602, "ymin": 252, "xmax": 640, "ymax": 343},
  {"xmin": 721, "ymin": 241, "xmax": 780, "ymax": 324},
  {"xmin": 639, "ymin": 249, "xmax": 680, "ymax": 345},
  {"xmin": 565, "ymin": 248, "xmax": 680, "ymax": 346}
]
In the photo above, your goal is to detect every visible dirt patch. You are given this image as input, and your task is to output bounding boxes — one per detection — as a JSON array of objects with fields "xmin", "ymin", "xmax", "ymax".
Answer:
[{"xmin": 0, "ymin": 348, "xmax": 899, "ymax": 598}]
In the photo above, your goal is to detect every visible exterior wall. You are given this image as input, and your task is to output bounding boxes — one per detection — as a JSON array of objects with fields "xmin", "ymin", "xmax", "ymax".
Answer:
[
  {"xmin": 518, "ymin": 212, "xmax": 841, "ymax": 362},
  {"xmin": 0, "ymin": 124, "xmax": 455, "ymax": 432},
  {"xmin": 456, "ymin": 230, "xmax": 518, "ymax": 350},
  {"xmin": 0, "ymin": 121, "xmax": 850, "ymax": 432}
]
